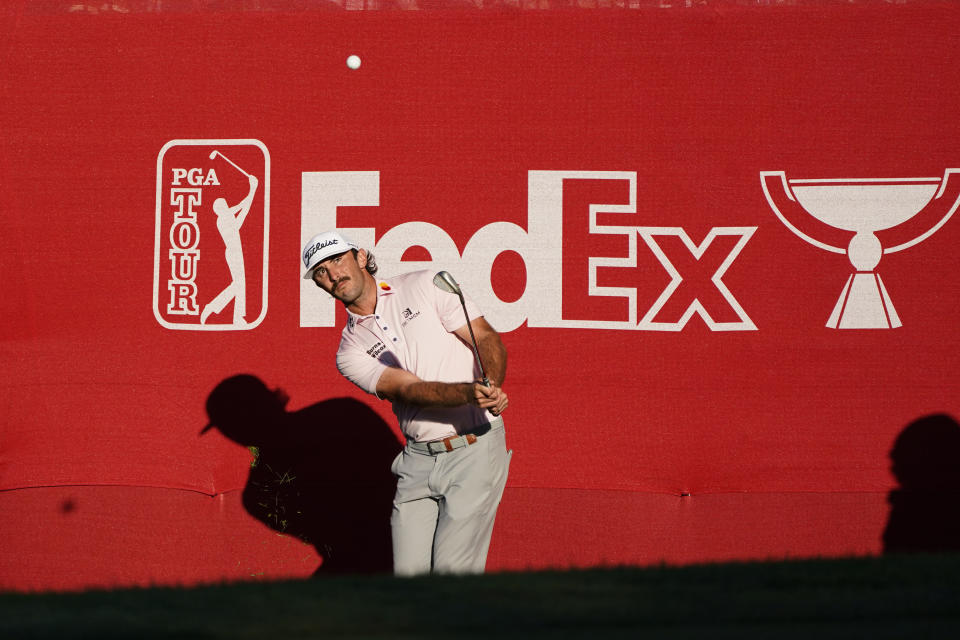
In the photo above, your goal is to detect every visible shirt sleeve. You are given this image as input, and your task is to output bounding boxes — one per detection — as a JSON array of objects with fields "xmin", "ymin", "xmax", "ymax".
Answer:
[
  {"xmin": 336, "ymin": 337, "xmax": 387, "ymax": 397},
  {"xmin": 428, "ymin": 271, "xmax": 484, "ymax": 333}
]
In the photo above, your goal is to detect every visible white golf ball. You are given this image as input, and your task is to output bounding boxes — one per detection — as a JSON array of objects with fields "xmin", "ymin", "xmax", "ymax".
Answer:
[{"xmin": 346, "ymin": 55, "xmax": 361, "ymax": 70}]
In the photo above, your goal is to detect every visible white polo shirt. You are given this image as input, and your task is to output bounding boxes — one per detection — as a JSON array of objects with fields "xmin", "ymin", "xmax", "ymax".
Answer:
[{"xmin": 336, "ymin": 270, "xmax": 494, "ymax": 443}]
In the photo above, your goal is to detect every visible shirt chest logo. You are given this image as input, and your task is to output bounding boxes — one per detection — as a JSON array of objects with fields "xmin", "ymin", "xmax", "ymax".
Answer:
[
  {"xmin": 401, "ymin": 307, "xmax": 421, "ymax": 326},
  {"xmin": 366, "ymin": 341, "xmax": 386, "ymax": 359}
]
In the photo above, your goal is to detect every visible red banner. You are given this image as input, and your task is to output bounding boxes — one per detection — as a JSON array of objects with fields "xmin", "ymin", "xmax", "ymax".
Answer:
[{"xmin": 2, "ymin": 2, "xmax": 960, "ymax": 590}]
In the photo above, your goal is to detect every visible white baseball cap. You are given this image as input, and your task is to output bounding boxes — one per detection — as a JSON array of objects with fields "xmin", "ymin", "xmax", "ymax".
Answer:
[{"xmin": 302, "ymin": 231, "xmax": 358, "ymax": 279}]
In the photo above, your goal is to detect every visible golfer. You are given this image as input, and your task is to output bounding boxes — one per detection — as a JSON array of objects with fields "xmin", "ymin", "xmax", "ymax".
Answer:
[{"xmin": 302, "ymin": 231, "xmax": 512, "ymax": 575}]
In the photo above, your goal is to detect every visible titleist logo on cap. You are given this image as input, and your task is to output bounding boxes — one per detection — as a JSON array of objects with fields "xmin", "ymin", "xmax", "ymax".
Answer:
[{"xmin": 304, "ymin": 238, "xmax": 338, "ymax": 262}]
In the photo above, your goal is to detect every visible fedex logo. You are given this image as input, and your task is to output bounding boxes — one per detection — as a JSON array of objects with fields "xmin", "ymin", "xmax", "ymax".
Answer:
[{"xmin": 300, "ymin": 171, "xmax": 756, "ymax": 333}]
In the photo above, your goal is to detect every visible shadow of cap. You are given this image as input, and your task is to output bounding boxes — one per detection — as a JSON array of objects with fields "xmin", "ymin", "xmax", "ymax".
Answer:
[
  {"xmin": 201, "ymin": 374, "xmax": 288, "ymax": 444},
  {"xmin": 891, "ymin": 413, "xmax": 960, "ymax": 489}
]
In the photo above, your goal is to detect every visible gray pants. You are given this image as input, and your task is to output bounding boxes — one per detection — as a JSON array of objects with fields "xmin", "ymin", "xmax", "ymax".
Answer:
[{"xmin": 390, "ymin": 420, "xmax": 512, "ymax": 576}]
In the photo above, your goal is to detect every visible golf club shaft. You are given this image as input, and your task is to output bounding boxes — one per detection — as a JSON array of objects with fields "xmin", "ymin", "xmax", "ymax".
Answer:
[
  {"xmin": 457, "ymin": 293, "xmax": 489, "ymax": 386},
  {"xmin": 212, "ymin": 151, "xmax": 251, "ymax": 179}
]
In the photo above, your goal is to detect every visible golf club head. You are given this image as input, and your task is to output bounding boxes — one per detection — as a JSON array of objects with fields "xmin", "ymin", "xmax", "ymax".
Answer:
[
  {"xmin": 433, "ymin": 271, "xmax": 462, "ymax": 296},
  {"xmin": 208, "ymin": 150, "xmax": 218, "ymax": 160}
]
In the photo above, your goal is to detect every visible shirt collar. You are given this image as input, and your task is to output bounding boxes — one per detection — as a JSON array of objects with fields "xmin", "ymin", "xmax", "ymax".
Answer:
[{"xmin": 345, "ymin": 279, "xmax": 395, "ymax": 334}]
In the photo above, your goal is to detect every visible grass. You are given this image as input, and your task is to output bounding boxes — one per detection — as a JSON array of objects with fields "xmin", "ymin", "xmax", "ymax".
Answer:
[{"xmin": 2, "ymin": 554, "xmax": 960, "ymax": 639}]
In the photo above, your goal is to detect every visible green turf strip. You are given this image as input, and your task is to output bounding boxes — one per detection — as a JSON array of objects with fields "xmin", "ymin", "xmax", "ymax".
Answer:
[{"xmin": 3, "ymin": 554, "xmax": 960, "ymax": 639}]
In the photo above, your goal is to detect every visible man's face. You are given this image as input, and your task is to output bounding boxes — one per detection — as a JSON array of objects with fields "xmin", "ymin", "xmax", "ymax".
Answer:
[{"xmin": 311, "ymin": 250, "xmax": 367, "ymax": 305}]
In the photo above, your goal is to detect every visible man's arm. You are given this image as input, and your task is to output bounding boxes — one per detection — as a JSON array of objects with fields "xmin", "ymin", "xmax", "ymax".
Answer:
[
  {"xmin": 453, "ymin": 316, "xmax": 507, "ymax": 386},
  {"xmin": 375, "ymin": 367, "xmax": 506, "ymax": 413}
]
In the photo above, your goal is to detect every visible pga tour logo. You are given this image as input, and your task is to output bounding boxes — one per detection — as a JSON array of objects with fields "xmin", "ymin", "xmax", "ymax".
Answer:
[{"xmin": 153, "ymin": 139, "xmax": 270, "ymax": 330}]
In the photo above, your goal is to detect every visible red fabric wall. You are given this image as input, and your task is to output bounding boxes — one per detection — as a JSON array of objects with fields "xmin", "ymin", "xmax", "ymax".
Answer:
[{"xmin": 3, "ymin": 2, "xmax": 960, "ymax": 591}]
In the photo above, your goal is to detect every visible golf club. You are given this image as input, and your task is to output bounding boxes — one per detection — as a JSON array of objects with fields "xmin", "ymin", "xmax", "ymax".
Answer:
[
  {"xmin": 433, "ymin": 271, "xmax": 490, "ymax": 387},
  {"xmin": 209, "ymin": 150, "xmax": 252, "ymax": 179}
]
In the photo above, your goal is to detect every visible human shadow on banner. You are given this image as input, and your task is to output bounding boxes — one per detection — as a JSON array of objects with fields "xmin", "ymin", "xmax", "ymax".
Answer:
[
  {"xmin": 883, "ymin": 413, "xmax": 960, "ymax": 554},
  {"xmin": 202, "ymin": 374, "xmax": 401, "ymax": 575}
]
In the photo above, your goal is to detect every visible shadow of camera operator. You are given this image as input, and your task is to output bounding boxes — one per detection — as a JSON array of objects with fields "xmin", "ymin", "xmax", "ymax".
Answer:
[
  {"xmin": 202, "ymin": 374, "xmax": 402, "ymax": 575},
  {"xmin": 883, "ymin": 413, "xmax": 960, "ymax": 554}
]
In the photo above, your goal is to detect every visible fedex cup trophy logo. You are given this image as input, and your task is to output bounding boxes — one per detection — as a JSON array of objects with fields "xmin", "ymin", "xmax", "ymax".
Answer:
[
  {"xmin": 154, "ymin": 139, "xmax": 270, "ymax": 330},
  {"xmin": 761, "ymin": 170, "xmax": 960, "ymax": 328}
]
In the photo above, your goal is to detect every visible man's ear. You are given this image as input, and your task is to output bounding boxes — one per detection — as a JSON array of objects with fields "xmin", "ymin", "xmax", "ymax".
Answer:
[{"xmin": 356, "ymin": 249, "xmax": 368, "ymax": 269}]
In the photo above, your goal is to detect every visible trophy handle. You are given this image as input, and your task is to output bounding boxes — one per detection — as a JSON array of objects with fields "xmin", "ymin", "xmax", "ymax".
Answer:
[
  {"xmin": 759, "ymin": 171, "xmax": 845, "ymax": 254},
  {"xmin": 885, "ymin": 168, "xmax": 960, "ymax": 254}
]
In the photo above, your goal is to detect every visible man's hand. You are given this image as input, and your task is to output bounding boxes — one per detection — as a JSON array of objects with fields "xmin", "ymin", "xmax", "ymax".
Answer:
[{"xmin": 472, "ymin": 381, "xmax": 508, "ymax": 416}]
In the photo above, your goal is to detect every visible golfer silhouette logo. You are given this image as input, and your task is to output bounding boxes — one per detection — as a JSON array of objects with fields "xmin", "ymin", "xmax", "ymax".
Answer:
[
  {"xmin": 201, "ymin": 151, "xmax": 258, "ymax": 326},
  {"xmin": 154, "ymin": 139, "xmax": 270, "ymax": 331}
]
